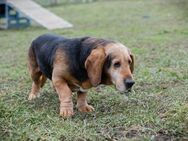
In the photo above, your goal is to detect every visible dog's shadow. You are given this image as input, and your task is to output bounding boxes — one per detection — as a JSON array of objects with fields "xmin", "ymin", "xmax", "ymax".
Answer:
[{"xmin": 27, "ymin": 86, "xmax": 132, "ymax": 119}]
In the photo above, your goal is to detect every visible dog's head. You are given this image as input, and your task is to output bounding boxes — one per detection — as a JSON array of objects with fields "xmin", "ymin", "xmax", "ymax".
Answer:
[{"xmin": 85, "ymin": 41, "xmax": 135, "ymax": 92}]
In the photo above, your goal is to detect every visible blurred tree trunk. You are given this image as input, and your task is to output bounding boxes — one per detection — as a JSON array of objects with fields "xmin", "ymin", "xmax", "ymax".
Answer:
[{"xmin": 50, "ymin": 0, "xmax": 59, "ymax": 5}]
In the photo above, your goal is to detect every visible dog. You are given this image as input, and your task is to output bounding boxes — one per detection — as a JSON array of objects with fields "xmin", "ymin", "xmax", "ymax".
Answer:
[{"xmin": 28, "ymin": 34, "xmax": 135, "ymax": 117}]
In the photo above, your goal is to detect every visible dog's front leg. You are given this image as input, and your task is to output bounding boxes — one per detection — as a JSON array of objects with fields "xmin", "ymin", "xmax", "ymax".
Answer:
[
  {"xmin": 76, "ymin": 91, "xmax": 94, "ymax": 112},
  {"xmin": 52, "ymin": 77, "xmax": 73, "ymax": 117}
]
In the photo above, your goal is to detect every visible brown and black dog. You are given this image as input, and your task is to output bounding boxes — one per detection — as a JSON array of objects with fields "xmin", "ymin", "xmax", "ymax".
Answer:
[{"xmin": 28, "ymin": 34, "xmax": 135, "ymax": 117}]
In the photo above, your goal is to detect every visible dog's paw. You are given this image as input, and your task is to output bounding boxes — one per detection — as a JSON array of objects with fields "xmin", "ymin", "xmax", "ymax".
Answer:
[
  {"xmin": 60, "ymin": 107, "xmax": 74, "ymax": 118},
  {"xmin": 28, "ymin": 93, "xmax": 40, "ymax": 100},
  {"xmin": 77, "ymin": 104, "xmax": 95, "ymax": 113}
]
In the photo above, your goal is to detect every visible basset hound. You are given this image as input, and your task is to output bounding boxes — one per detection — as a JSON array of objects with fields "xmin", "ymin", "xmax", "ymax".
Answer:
[{"xmin": 28, "ymin": 34, "xmax": 135, "ymax": 117}]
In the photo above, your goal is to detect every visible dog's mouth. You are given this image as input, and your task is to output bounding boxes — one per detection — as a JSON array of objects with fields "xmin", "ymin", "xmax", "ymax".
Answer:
[
  {"xmin": 116, "ymin": 84, "xmax": 132, "ymax": 92},
  {"xmin": 119, "ymin": 89, "xmax": 132, "ymax": 96},
  {"xmin": 112, "ymin": 82, "xmax": 134, "ymax": 96},
  {"xmin": 126, "ymin": 88, "xmax": 133, "ymax": 93}
]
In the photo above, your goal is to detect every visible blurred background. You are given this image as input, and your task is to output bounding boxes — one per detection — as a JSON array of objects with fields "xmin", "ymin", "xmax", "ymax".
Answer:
[{"xmin": 0, "ymin": 0, "xmax": 188, "ymax": 140}]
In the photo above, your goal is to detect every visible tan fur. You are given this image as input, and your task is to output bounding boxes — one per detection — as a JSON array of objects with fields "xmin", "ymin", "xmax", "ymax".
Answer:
[
  {"xmin": 52, "ymin": 48, "xmax": 75, "ymax": 117},
  {"xmin": 104, "ymin": 43, "xmax": 134, "ymax": 92},
  {"xmin": 85, "ymin": 47, "xmax": 106, "ymax": 86},
  {"xmin": 76, "ymin": 91, "xmax": 94, "ymax": 112},
  {"xmin": 28, "ymin": 47, "xmax": 47, "ymax": 100},
  {"xmin": 28, "ymin": 40, "xmax": 134, "ymax": 117}
]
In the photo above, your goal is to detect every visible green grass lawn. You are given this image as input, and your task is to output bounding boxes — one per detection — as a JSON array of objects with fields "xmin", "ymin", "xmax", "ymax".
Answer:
[{"xmin": 0, "ymin": 0, "xmax": 188, "ymax": 140}]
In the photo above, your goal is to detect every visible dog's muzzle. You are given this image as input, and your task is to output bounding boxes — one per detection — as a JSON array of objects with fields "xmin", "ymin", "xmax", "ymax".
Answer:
[{"xmin": 124, "ymin": 79, "xmax": 135, "ymax": 91}]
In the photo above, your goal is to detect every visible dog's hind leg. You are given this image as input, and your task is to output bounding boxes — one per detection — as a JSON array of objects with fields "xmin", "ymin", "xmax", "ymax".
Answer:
[
  {"xmin": 40, "ymin": 74, "xmax": 47, "ymax": 88},
  {"xmin": 28, "ymin": 46, "xmax": 47, "ymax": 100},
  {"xmin": 28, "ymin": 75, "xmax": 41, "ymax": 100}
]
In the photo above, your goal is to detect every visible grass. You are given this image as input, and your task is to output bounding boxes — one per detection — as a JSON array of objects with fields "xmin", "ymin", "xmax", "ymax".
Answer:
[{"xmin": 0, "ymin": 0, "xmax": 188, "ymax": 140}]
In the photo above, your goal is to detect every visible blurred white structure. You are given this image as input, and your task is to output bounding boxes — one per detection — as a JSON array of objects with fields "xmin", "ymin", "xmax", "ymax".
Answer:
[{"xmin": 7, "ymin": 0, "xmax": 73, "ymax": 29}]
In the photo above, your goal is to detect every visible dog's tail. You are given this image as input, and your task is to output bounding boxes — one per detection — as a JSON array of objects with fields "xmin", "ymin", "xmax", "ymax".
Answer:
[
  {"xmin": 28, "ymin": 41, "xmax": 47, "ymax": 88},
  {"xmin": 27, "ymin": 41, "xmax": 38, "ymax": 77}
]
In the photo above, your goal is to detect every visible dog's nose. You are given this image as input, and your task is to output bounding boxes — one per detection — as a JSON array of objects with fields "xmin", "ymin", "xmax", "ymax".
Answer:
[{"xmin": 124, "ymin": 79, "xmax": 135, "ymax": 89}]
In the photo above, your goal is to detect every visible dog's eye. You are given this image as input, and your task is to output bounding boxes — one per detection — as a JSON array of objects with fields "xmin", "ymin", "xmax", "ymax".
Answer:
[
  {"xmin": 114, "ymin": 62, "xmax": 121, "ymax": 68},
  {"xmin": 128, "ymin": 60, "xmax": 131, "ymax": 64}
]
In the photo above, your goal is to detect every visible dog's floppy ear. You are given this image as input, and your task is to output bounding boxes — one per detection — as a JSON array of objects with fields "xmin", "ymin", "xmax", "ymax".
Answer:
[
  {"xmin": 130, "ymin": 53, "xmax": 134, "ymax": 73},
  {"xmin": 85, "ymin": 48, "xmax": 105, "ymax": 87}
]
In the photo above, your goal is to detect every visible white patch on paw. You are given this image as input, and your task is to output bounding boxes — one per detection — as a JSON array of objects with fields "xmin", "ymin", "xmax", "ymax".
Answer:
[{"xmin": 28, "ymin": 93, "xmax": 40, "ymax": 100}]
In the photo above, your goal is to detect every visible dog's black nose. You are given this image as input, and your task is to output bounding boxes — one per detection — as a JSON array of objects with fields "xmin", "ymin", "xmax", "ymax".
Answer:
[{"xmin": 124, "ymin": 79, "xmax": 135, "ymax": 89}]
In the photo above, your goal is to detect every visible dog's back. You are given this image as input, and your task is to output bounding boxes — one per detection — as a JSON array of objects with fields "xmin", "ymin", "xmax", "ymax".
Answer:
[
  {"xmin": 29, "ymin": 34, "xmax": 66, "ymax": 79},
  {"xmin": 29, "ymin": 34, "xmax": 92, "ymax": 80}
]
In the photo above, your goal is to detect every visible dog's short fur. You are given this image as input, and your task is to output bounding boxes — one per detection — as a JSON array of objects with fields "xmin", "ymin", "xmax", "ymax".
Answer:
[{"xmin": 28, "ymin": 34, "xmax": 135, "ymax": 117}]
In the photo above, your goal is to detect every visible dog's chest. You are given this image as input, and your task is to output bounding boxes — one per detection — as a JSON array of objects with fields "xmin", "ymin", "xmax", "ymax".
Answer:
[
  {"xmin": 72, "ymin": 83, "xmax": 88, "ymax": 92},
  {"xmin": 69, "ymin": 80, "xmax": 92, "ymax": 93}
]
